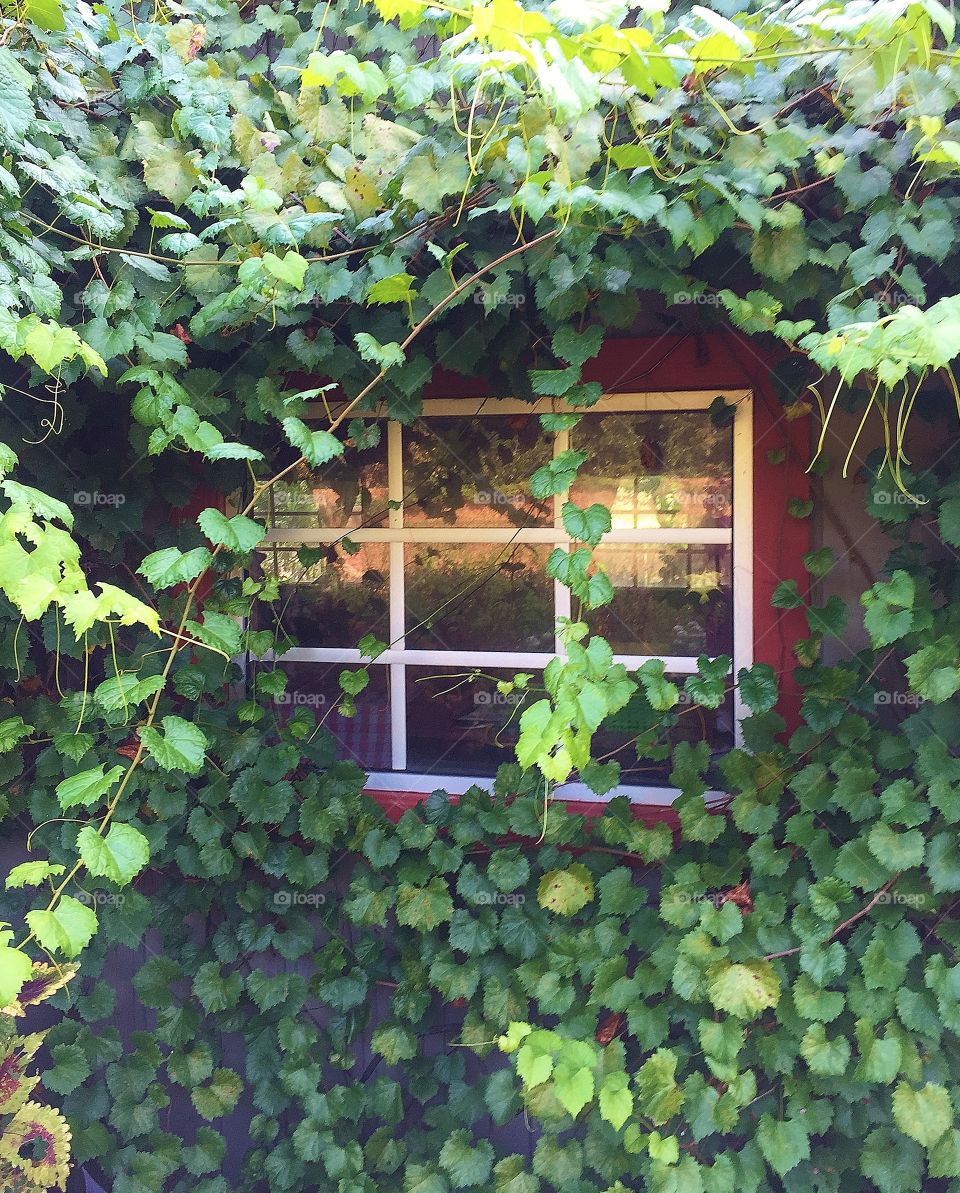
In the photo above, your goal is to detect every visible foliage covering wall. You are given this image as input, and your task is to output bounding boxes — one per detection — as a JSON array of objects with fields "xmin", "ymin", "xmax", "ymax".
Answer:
[{"xmin": 3, "ymin": 0, "xmax": 960, "ymax": 1189}]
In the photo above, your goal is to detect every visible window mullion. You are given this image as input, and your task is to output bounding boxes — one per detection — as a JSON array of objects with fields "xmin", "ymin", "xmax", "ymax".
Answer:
[
  {"xmin": 553, "ymin": 429, "xmax": 572, "ymax": 653},
  {"xmin": 388, "ymin": 420, "xmax": 406, "ymax": 769}
]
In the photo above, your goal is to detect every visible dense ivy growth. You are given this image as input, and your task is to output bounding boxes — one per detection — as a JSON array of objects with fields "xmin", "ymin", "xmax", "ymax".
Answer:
[{"xmin": 2, "ymin": 0, "xmax": 960, "ymax": 1188}]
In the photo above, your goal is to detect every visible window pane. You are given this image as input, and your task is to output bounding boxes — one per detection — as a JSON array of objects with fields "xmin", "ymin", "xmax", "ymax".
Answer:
[
  {"xmin": 405, "ymin": 543, "xmax": 553, "ymax": 651},
  {"xmin": 403, "ymin": 415, "xmax": 552, "ymax": 527},
  {"xmin": 273, "ymin": 661, "xmax": 392, "ymax": 770},
  {"xmin": 254, "ymin": 451, "xmax": 389, "ymax": 530},
  {"xmin": 257, "ymin": 544, "xmax": 390, "ymax": 649},
  {"xmin": 585, "ymin": 544, "xmax": 732, "ymax": 656},
  {"xmin": 570, "ymin": 411, "xmax": 732, "ymax": 529},
  {"xmin": 406, "ymin": 666, "xmax": 541, "ymax": 776}
]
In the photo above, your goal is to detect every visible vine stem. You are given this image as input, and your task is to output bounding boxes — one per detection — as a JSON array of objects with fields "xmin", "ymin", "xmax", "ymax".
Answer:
[
  {"xmin": 762, "ymin": 875, "xmax": 899, "ymax": 961},
  {"xmin": 27, "ymin": 227, "xmax": 559, "ymax": 934}
]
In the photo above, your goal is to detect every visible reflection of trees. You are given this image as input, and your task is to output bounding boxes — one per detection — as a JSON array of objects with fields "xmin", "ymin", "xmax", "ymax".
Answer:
[
  {"xmin": 405, "ymin": 545, "xmax": 552, "ymax": 651},
  {"xmin": 262, "ymin": 548, "xmax": 390, "ymax": 648},
  {"xmin": 404, "ymin": 417, "xmax": 550, "ymax": 526},
  {"xmin": 256, "ymin": 458, "xmax": 389, "ymax": 528},
  {"xmin": 588, "ymin": 588, "xmax": 732, "ymax": 655},
  {"xmin": 573, "ymin": 412, "xmax": 730, "ymax": 480}
]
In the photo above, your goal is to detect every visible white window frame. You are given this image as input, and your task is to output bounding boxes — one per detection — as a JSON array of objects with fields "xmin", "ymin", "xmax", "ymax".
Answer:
[{"xmin": 266, "ymin": 390, "xmax": 753, "ymax": 804}]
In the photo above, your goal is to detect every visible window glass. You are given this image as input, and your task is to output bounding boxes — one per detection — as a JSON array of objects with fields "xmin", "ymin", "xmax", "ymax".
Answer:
[
  {"xmin": 255, "ymin": 452, "xmax": 389, "ymax": 530},
  {"xmin": 404, "ymin": 416, "xmax": 552, "ymax": 527},
  {"xmin": 404, "ymin": 544, "xmax": 553, "ymax": 652},
  {"xmin": 406, "ymin": 667, "xmax": 542, "ymax": 775},
  {"xmin": 570, "ymin": 411, "xmax": 732, "ymax": 529},
  {"xmin": 259, "ymin": 544, "xmax": 390, "ymax": 649},
  {"xmin": 585, "ymin": 544, "xmax": 732, "ymax": 656}
]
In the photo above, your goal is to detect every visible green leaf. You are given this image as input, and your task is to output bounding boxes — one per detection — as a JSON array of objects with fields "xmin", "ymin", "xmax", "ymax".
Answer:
[
  {"xmin": 367, "ymin": 272, "xmax": 416, "ymax": 305},
  {"xmin": 906, "ymin": 637, "xmax": 960, "ymax": 703},
  {"xmin": 77, "ymin": 823, "xmax": 150, "ymax": 885},
  {"xmin": 52, "ymin": 731, "xmax": 95, "ymax": 762},
  {"xmin": 26, "ymin": 895, "xmax": 97, "ymax": 958},
  {"xmin": 799, "ymin": 1024, "xmax": 850, "ymax": 1075},
  {"xmin": 757, "ymin": 1115, "xmax": 810, "ymax": 1177},
  {"xmin": 553, "ymin": 1063, "xmax": 594, "ymax": 1118},
  {"xmin": 537, "ymin": 864, "xmax": 594, "ymax": 916},
  {"xmin": 635, "ymin": 1049, "xmax": 683, "ymax": 1124},
  {"xmin": 552, "ymin": 324, "xmax": 602, "ymax": 368},
  {"xmin": 56, "ymin": 764, "xmax": 125, "ymax": 811},
  {"xmin": 262, "ymin": 251, "xmax": 308, "ymax": 290},
  {"xmin": 939, "ymin": 495, "xmax": 960, "ymax": 547},
  {"xmin": 6, "ymin": 861, "xmax": 66, "ymax": 889},
  {"xmin": 562, "ymin": 501, "xmax": 611, "ymax": 546},
  {"xmin": 371, "ymin": 1023, "xmax": 417, "ymax": 1064},
  {"xmin": 139, "ymin": 716, "xmax": 208, "ymax": 775},
  {"xmin": 186, "ymin": 612, "xmax": 241, "ymax": 657},
  {"xmin": 281, "ymin": 418, "xmax": 345, "ymax": 467},
  {"xmin": 1, "ymin": 479, "xmax": 73, "ymax": 527},
  {"xmin": 439, "ymin": 1130, "xmax": 494, "ymax": 1187},
  {"xmin": 706, "ymin": 960, "xmax": 780, "ymax": 1018},
  {"xmin": 598, "ymin": 1071, "xmax": 633, "ymax": 1130},
  {"xmin": 45, "ymin": 1042, "xmax": 90, "ymax": 1095},
  {"xmin": 637, "ymin": 659, "xmax": 679, "ymax": 711},
  {"xmin": 354, "ymin": 332, "xmax": 405, "ymax": 369},
  {"xmin": 862, "ymin": 571, "xmax": 916, "ymax": 646},
  {"xmin": 892, "ymin": 1082, "xmax": 952, "ymax": 1149},
  {"xmin": 771, "ymin": 579, "xmax": 803, "ymax": 609},
  {"xmin": 737, "ymin": 663, "xmax": 778, "ymax": 713},
  {"xmin": 802, "ymin": 547, "xmax": 834, "ymax": 577},
  {"xmin": 868, "ymin": 822, "xmax": 925, "ymax": 871},
  {"xmin": 531, "ymin": 450, "xmax": 587, "ymax": 499},
  {"xmin": 0, "ymin": 716, "xmax": 33, "ymax": 752},
  {"xmin": 192, "ymin": 1068, "xmax": 243, "ymax": 1120},
  {"xmin": 395, "ymin": 878, "xmax": 453, "ymax": 930},
  {"xmin": 0, "ymin": 945, "xmax": 34, "ymax": 1006},
  {"xmin": 138, "ymin": 546, "xmax": 212, "ymax": 588},
  {"xmin": 197, "ymin": 508, "xmax": 265, "ymax": 554},
  {"xmin": 24, "ymin": 0, "xmax": 65, "ymax": 30}
]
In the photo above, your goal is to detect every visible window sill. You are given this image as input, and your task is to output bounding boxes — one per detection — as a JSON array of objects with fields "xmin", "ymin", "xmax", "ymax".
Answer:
[{"xmin": 361, "ymin": 772, "xmax": 727, "ymax": 822}]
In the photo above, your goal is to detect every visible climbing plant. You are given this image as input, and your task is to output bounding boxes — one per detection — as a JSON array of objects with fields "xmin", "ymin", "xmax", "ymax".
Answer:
[{"xmin": 2, "ymin": 0, "xmax": 960, "ymax": 1189}]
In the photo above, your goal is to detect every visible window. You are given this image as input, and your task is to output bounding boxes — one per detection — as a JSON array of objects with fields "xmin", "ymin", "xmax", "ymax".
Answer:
[{"xmin": 256, "ymin": 391, "xmax": 753, "ymax": 801}]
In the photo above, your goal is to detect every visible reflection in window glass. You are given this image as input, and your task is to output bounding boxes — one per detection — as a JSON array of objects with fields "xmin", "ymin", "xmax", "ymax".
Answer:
[
  {"xmin": 570, "ymin": 412, "xmax": 732, "ymax": 529},
  {"xmin": 404, "ymin": 416, "xmax": 552, "ymax": 527},
  {"xmin": 273, "ymin": 661, "xmax": 392, "ymax": 771},
  {"xmin": 406, "ymin": 667, "xmax": 542, "ymax": 775},
  {"xmin": 405, "ymin": 544, "xmax": 553, "ymax": 652},
  {"xmin": 585, "ymin": 544, "xmax": 732, "ymax": 656},
  {"xmin": 258, "ymin": 544, "xmax": 390, "ymax": 649},
  {"xmin": 254, "ymin": 452, "xmax": 389, "ymax": 530}
]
